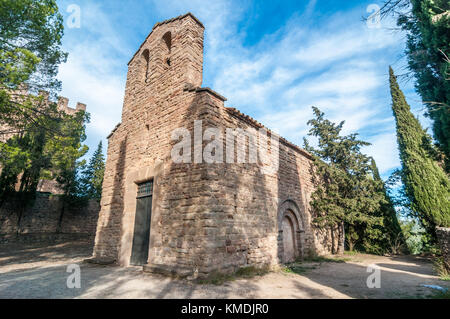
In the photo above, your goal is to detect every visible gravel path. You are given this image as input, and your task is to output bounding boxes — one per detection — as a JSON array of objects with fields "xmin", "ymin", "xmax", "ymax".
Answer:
[{"xmin": 0, "ymin": 240, "xmax": 448, "ymax": 298}]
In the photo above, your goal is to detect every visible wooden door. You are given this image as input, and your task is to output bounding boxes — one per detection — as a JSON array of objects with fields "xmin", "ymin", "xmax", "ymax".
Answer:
[{"xmin": 130, "ymin": 181, "xmax": 153, "ymax": 266}]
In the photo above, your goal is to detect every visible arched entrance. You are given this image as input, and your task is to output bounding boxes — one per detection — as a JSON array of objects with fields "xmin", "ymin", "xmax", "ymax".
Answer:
[
  {"xmin": 282, "ymin": 214, "xmax": 296, "ymax": 263},
  {"xmin": 278, "ymin": 200, "xmax": 304, "ymax": 264}
]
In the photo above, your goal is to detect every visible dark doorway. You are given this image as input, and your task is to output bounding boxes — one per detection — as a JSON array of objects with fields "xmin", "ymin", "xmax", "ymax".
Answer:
[
  {"xmin": 130, "ymin": 180, "xmax": 153, "ymax": 266},
  {"xmin": 282, "ymin": 215, "xmax": 296, "ymax": 263}
]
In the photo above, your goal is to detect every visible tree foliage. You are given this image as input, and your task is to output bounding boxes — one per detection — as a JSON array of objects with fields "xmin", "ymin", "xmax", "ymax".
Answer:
[
  {"xmin": 389, "ymin": 67, "xmax": 450, "ymax": 234},
  {"xmin": 368, "ymin": 158, "xmax": 406, "ymax": 254},
  {"xmin": 380, "ymin": 0, "xmax": 450, "ymax": 172},
  {"xmin": 80, "ymin": 141, "xmax": 105, "ymax": 201},
  {"xmin": 398, "ymin": 0, "xmax": 450, "ymax": 172},
  {"xmin": 0, "ymin": 0, "xmax": 92, "ymax": 202},
  {"xmin": 45, "ymin": 110, "xmax": 89, "ymax": 199},
  {"xmin": 304, "ymin": 107, "xmax": 398, "ymax": 254},
  {"xmin": 0, "ymin": 0, "xmax": 67, "ymax": 134},
  {"xmin": 0, "ymin": 103, "xmax": 89, "ymax": 199}
]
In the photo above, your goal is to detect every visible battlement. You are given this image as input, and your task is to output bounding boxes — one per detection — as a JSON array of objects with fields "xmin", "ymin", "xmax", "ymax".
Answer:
[
  {"xmin": 11, "ymin": 86, "xmax": 87, "ymax": 115},
  {"xmin": 57, "ymin": 96, "xmax": 87, "ymax": 115}
]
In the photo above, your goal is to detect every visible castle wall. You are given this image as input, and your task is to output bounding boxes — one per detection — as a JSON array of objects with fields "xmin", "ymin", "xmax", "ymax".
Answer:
[{"xmin": 0, "ymin": 193, "xmax": 99, "ymax": 243}]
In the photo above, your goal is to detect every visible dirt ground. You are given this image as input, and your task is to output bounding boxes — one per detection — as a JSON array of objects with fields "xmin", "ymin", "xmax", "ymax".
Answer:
[{"xmin": 0, "ymin": 240, "xmax": 448, "ymax": 299}]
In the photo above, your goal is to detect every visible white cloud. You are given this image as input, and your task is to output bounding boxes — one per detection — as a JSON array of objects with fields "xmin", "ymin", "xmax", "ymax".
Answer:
[
  {"xmin": 364, "ymin": 133, "xmax": 400, "ymax": 174},
  {"xmin": 54, "ymin": 0, "xmax": 424, "ymax": 178},
  {"xmin": 56, "ymin": 1, "xmax": 130, "ymax": 156}
]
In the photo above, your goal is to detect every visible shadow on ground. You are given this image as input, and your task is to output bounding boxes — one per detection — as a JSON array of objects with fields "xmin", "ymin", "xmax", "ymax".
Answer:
[{"xmin": 0, "ymin": 241, "xmax": 449, "ymax": 298}]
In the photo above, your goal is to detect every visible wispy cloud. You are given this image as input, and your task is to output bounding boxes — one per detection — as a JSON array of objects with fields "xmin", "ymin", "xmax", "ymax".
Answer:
[
  {"xmin": 57, "ymin": 1, "xmax": 130, "ymax": 155},
  {"xmin": 54, "ymin": 0, "xmax": 427, "ymax": 178}
]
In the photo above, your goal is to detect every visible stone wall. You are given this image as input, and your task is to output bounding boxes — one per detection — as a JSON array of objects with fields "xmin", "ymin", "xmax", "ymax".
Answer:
[
  {"xmin": 436, "ymin": 227, "xmax": 450, "ymax": 271},
  {"xmin": 0, "ymin": 193, "xmax": 100, "ymax": 243}
]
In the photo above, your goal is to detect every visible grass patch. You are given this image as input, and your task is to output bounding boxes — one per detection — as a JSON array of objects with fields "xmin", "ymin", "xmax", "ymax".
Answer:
[
  {"xmin": 281, "ymin": 264, "xmax": 316, "ymax": 275},
  {"xmin": 197, "ymin": 266, "xmax": 270, "ymax": 285},
  {"xmin": 433, "ymin": 256, "xmax": 450, "ymax": 281},
  {"xmin": 429, "ymin": 289, "xmax": 450, "ymax": 299},
  {"xmin": 344, "ymin": 250, "xmax": 359, "ymax": 256},
  {"xmin": 302, "ymin": 255, "xmax": 350, "ymax": 263}
]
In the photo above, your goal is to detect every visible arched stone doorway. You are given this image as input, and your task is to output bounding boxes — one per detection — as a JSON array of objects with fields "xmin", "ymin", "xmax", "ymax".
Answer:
[
  {"xmin": 282, "ymin": 213, "xmax": 296, "ymax": 263},
  {"xmin": 278, "ymin": 200, "xmax": 304, "ymax": 263}
]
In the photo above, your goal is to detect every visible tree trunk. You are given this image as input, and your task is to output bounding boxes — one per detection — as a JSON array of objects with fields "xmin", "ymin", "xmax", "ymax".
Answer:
[
  {"xmin": 57, "ymin": 201, "xmax": 65, "ymax": 233},
  {"xmin": 16, "ymin": 204, "xmax": 24, "ymax": 235},
  {"xmin": 348, "ymin": 242, "xmax": 354, "ymax": 252},
  {"xmin": 338, "ymin": 222, "xmax": 345, "ymax": 254},
  {"xmin": 331, "ymin": 227, "xmax": 335, "ymax": 254}
]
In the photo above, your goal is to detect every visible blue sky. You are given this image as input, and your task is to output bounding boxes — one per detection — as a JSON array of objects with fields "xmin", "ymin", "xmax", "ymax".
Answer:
[{"xmin": 56, "ymin": 0, "xmax": 430, "ymax": 179}]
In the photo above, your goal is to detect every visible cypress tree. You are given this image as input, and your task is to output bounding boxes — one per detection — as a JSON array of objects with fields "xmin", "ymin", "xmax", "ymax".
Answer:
[
  {"xmin": 396, "ymin": 0, "xmax": 450, "ymax": 172},
  {"xmin": 389, "ymin": 67, "xmax": 450, "ymax": 235},
  {"xmin": 80, "ymin": 141, "xmax": 105, "ymax": 201},
  {"xmin": 369, "ymin": 158, "xmax": 405, "ymax": 253}
]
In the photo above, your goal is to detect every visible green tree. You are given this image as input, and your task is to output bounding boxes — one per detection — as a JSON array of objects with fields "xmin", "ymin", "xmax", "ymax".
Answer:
[
  {"xmin": 379, "ymin": 0, "xmax": 450, "ymax": 172},
  {"xmin": 0, "ymin": 101, "xmax": 89, "ymax": 198},
  {"xmin": 389, "ymin": 66, "xmax": 450, "ymax": 236},
  {"xmin": 0, "ymin": 0, "xmax": 67, "ymax": 133},
  {"xmin": 0, "ymin": 0, "xmax": 90, "ymax": 199},
  {"xmin": 398, "ymin": 0, "xmax": 450, "ymax": 172},
  {"xmin": 304, "ymin": 107, "xmax": 386, "ymax": 254},
  {"xmin": 0, "ymin": 0, "xmax": 67, "ymax": 195},
  {"xmin": 80, "ymin": 141, "xmax": 105, "ymax": 201},
  {"xmin": 44, "ymin": 110, "xmax": 90, "ymax": 198},
  {"xmin": 368, "ymin": 158, "xmax": 405, "ymax": 254},
  {"xmin": 0, "ymin": 98, "xmax": 60, "ymax": 197}
]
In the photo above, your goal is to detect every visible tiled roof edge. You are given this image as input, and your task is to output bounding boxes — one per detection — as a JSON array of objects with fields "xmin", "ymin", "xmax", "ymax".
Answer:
[{"xmin": 225, "ymin": 107, "xmax": 313, "ymax": 159}]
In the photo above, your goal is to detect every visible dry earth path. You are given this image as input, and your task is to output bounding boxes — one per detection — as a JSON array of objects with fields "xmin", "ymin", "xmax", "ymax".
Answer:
[{"xmin": 0, "ymin": 240, "xmax": 448, "ymax": 298}]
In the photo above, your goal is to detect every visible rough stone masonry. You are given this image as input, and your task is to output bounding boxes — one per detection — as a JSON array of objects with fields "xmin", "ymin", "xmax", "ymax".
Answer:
[{"xmin": 91, "ymin": 13, "xmax": 333, "ymax": 277}]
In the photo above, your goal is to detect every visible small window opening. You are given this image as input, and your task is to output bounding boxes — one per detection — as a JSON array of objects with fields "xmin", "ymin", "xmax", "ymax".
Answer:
[
  {"xmin": 162, "ymin": 32, "xmax": 172, "ymax": 69},
  {"xmin": 142, "ymin": 49, "xmax": 150, "ymax": 82},
  {"xmin": 162, "ymin": 32, "xmax": 172, "ymax": 53}
]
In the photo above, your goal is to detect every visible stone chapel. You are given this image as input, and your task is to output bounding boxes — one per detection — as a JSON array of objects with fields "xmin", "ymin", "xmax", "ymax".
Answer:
[{"xmin": 91, "ymin": 12, "xmax": 332, "ymax": 277}]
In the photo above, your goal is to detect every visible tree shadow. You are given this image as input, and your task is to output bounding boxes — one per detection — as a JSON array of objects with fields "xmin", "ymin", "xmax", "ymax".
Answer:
[
  {"xmin": 0, "ymin": 240, "xmax": 93, "ymax": 269},
  {"xmin": 287, "ymin": 256, "xmax": 449, "ymax": 299}
]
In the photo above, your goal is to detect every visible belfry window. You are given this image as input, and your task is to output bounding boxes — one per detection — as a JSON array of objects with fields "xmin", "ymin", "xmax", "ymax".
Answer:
[
  {"xmin": 142, "ymin": 49, "xmax": 150, "ymax": 82},
  {"xmin": 162, "ymin": 32, "xmax": 172, "ymax": 68},
  {"xmin": 162, "ymin": 32, "xmax": 172, "ymax": 53}
]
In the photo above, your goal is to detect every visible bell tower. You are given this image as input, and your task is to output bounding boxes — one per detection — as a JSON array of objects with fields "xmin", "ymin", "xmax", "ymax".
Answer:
[{"xmin": 123, "ymin": 12, "xmax": 204, "ymax": 113}]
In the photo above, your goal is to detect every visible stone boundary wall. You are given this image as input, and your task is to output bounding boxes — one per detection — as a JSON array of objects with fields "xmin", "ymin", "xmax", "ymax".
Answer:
[
  {"xmin": 436, "ymin": 227, "xmax": 450, "ymax": 271},
  {"xmin": 0, "ymin": 193, "xmax": 100, "ymax": 243}
]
